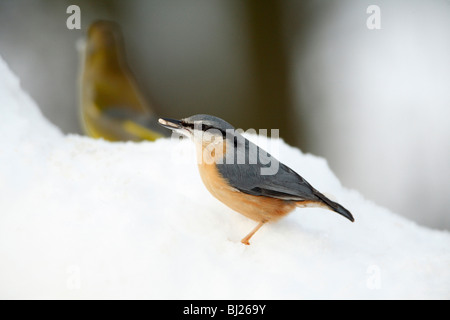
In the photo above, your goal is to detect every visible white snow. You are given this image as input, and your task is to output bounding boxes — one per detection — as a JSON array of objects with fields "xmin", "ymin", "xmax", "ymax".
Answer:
[{"xmin": 0, "ymin": 55, "xmax": 449, "ymax": 299}]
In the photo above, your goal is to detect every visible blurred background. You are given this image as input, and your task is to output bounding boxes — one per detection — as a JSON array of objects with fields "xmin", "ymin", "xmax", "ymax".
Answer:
[{"xmin": 0, "ymin": 0, "xmax": 449, "ymax": 230}]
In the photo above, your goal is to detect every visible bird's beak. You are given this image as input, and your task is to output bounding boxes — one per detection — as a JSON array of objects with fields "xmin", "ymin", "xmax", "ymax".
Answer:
[
  {"xmin": 158, "ymin": 118, "xmax": 183, "ymax": 130},
  {"xmin": 158, "ymin": 117, "xmax": 193, "ymax": 138}
]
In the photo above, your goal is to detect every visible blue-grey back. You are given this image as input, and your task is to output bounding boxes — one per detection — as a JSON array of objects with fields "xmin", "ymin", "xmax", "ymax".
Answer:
[{"xmin": 216, "ymin": 131, "xmax": 319, "ymax": 202}]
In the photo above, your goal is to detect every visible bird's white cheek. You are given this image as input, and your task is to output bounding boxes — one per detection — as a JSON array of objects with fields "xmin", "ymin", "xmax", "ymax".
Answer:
[{"xmin": 171, "ymin": 128, "xmax": 192, "ymax": 139}]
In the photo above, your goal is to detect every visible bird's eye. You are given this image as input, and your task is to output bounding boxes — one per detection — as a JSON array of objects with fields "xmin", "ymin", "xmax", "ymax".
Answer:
[{"xmin": 182, "ymin": 121, "xmax": 194, "ymax": 129}]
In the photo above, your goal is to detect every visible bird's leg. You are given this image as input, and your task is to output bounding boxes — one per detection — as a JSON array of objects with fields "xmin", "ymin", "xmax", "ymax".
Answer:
[{"xmin": 241, "ymin": 221, "xmax": 266, "ymax": 245}]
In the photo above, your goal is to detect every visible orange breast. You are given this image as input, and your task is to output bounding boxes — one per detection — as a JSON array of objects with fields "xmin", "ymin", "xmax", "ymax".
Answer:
[{"xmin": 197, "ymin": 162, "xmax": 296, "ymax": 223}]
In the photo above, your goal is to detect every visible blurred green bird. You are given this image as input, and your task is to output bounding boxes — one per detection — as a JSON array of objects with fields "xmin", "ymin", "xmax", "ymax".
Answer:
[{"xmin": 79, "ymin": 20, "xmax": 169, "ymax": 141}]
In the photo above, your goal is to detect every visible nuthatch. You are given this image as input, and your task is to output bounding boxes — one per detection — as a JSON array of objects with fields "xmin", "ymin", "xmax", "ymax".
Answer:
[
  {"xmin": 80, "ymin": 20, "xmax": 168, "ymax": 141},
  {"xmin": 159, "ymin": 114, "xmax": 354, "ymax": 245}
]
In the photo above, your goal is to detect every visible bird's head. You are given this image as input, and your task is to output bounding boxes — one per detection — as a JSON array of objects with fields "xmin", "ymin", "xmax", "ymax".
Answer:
[
  {"xmin": 159, "ymin": 114, "xmax": 236, "ymax": 163},
  {"xmin": 158, "ymin": 114, "xmax": 234, "ymax": 141}
]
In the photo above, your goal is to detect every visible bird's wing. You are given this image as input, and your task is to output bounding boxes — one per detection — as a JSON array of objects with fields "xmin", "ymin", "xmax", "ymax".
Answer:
[
  {"xmin": 217, "ymin": 133, "xmax": 355, "ymax": 222},
  {"xmin": 216, "ymin": 134, "xmax": 320, "ymax": 202}
]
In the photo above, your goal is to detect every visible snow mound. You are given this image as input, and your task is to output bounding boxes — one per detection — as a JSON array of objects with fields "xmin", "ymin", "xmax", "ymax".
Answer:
[{"xmin": 0, "ymin": 56, "xmax": 449, "ymax": 299}]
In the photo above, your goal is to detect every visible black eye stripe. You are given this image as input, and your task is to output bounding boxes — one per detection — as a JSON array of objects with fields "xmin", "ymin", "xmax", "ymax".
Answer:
[
  {"xmin": 181, "ymin": 121, "xmax": 194, "ymax": 129},
  {"xmin": 201, "ymin": 124, "xmax": 213, "ymax": 131}
]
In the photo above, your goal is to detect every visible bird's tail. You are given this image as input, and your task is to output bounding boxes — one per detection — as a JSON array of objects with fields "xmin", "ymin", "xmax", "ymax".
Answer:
[{"xmin": 313, "ymin": 191, "xmax": 355, "ymax": 222}]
